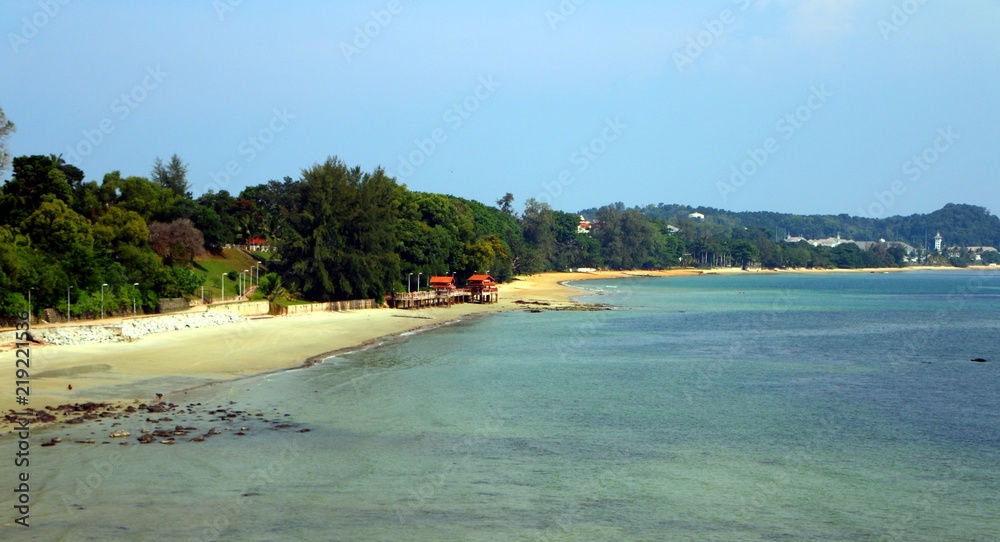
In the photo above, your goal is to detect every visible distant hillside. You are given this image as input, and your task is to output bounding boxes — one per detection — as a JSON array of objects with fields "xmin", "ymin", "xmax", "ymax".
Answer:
[{"xmin": 580, "ymin": 203, "xmax": 1000, "ymax": 249}]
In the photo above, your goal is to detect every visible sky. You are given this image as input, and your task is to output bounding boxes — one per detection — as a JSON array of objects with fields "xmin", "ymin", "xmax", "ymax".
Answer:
[{"xmin": 2, "ymin": 0, "xmax": 999, "ymax": 218}]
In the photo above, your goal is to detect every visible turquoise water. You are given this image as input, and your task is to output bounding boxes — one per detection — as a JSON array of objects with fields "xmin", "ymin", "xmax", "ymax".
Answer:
[{"xmin": 2, "ymin": 271, "xmax": 999, "ymax": 540}]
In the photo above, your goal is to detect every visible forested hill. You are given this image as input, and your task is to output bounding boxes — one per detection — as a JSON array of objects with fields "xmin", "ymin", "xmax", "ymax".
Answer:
[
  {"xmin": 583, "ymin": 203, "xmax": 1000, "ymax": 249},
  {"xmin": 3, "ymin": 150, "xmax": 998, "ymax": 319}
]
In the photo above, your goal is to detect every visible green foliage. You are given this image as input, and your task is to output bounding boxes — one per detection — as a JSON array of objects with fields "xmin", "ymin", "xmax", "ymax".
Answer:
[
  {"xmin": 192, "ymin": 191, "xmax": 235, "ymax": 249},
  {"xmin": 157, "ymin": 265, "xmax": 204, "ymax": 298},
  {"xmin": 281, "ymin": 157, "xmax": 401, "ymax": 301},
  {"xmin": 4, "ymin": 141, "xmax": 996, "ymax": 315},
  {"xmin": 0, "ymin": 155, "xmax": 75, "ymax": 225},
  {"xmin": 981, "ymin": 251, "xmax": 1000, "ymax": 265},
  {"xmin": 257, "ymin": 272, "xmax": 288, "ymax": 302},
  {"xmin": 0, "ymin": 292, "xmax": 27, "ymax": 318},
  {"xmin": 151, "ymin": 154, "xmax": 190, "ymax": 198},
  {"xmin": 100, "ymin": 171, "xmax": 176, "ymax": 223},
  {"xmin": 626, "ymin": 202, "xmax": 1000, "ymax": 250}
]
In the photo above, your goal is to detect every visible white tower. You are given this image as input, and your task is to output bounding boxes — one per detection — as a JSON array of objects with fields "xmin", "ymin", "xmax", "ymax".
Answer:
[{"xmin": 934, "ymin": 232, "xmax": 943, "ymax": 252}]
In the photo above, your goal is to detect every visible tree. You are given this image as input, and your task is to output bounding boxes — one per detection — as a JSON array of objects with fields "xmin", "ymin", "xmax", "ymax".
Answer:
[
  {"xmin": 496, "ymin": 192, "xmax": 515, "ymax": 216},
  {"xmin": 521, "ymin": 198, "xmax": 557, "ymax": 271},
  {"xmin": 462, "ymin": 234, "xmax": 507, "ymax": 276},
  {"xmin": 730, "ymin": 240, "xmax": 760, "ymax": 269},
  {"xmin": 0, "ymin": 155, "xmax": 76, "ymax": 225},
  {"xmin": 0, "ymin": 107, "xmax": 15, "ymax": 176},
  {"xmin": 239, "ymin": 178, "xmax": 295, "ymax": 244},
  {"xmin": 151, "ymin": 154, "xmax": 190, "ymax": 198},
  {"xmin": 281, "ymin": 158, "xmax": 401, "ymax": 300},
  {"xmin": 157, "ymin": 265, "xmax": 203, "ymax": 297},
  {"xmin": 256, "ymin": 272, "xmax": 288, "ymax": 302},
  {"xmin": 22, "ymin": 198, "xmax": 92, "ymax": 255},
  {"xmin": 148, "ymin": 218, "xmax": 206, "ymax": 265},
  {"xmin": 100, "ymin": 171, "xmax": 176, "ymax": 222},
  {"xmin": 93, "ymin": 206, "xmax": 163, "ymax": 283}
]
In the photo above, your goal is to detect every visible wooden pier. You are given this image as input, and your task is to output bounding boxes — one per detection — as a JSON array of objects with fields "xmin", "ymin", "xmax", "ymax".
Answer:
[{"xmin": 390, "ymin": 274, "xmax": 498, "ymax": 309}]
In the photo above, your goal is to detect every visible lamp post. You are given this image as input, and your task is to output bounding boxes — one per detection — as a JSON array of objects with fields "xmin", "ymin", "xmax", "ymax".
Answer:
[
  {"xmin": 255, "ymin": 263, "xmax": 261, "ymax": 286},
  {"xmin": 133, "ymin": 283, "xmax": 139, "ymax": 315},
  {"xmin": 27, "ymin": 287, "xmax": 34, "ymax": 325},
  {"xmin": 221, "ymin": 273, "xmax": 227, "ymax": 302},
  {"xmin": 408, "ymin": 273, "xmax": 413, "ymax": 294},
  {"xmin": 417, "ymin": 273, "xmax": 422, "ymax": 292},
  {"xmin": 244, "ymin": 270, "xmax": 250, "ymax": 298},
  {"xmin": 101, "ymin": 283, "xmax": 108, "ymax": 319},
  {"xmin": 67, "ymin": 286, "xmax": 73, "ymax": 323}
]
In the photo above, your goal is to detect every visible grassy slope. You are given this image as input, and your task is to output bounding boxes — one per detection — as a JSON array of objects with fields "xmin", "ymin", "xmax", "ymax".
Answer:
[{"xmin": 192, "ymin": 249, "xmax": 268, "ymax": 301}]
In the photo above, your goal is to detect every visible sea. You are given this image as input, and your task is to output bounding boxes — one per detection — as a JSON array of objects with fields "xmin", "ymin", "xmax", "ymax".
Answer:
[{"xmin": 2, "ymin": 270, "xmax": 999, "ymax": 541}]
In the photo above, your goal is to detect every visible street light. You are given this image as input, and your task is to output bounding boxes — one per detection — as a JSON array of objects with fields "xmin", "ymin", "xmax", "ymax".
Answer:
[
  {"xmin": 255, "ymin": 263, "xmax": 262, "ymax": 286},
  {"xmin": 27, "ymin": 287, "xmax": 35, "ymax": 325},
  {"xmin": 101, "ymin": 283, "xmax": 109, "ymax": 319},
  {"xmin": 243, "ymin": 269, "xmax": 250, "ymax": 298},
  {"xmin": 221, "ymin": 273, "xmax": 227, "ymax": 302},
  {"xmin": 417, "ymin": 272, "xmax": 422, "ymax": 292},
  {"xmin": 67, "ymin": 286, "xmax": 73, "ymax": 323},
  {"xmin": 133, "ymin": 283, "xmax": 139, "ymax": 315},
  {"xmin": 408, "ymin": 272, "xmax": 413, "ymax": 294}
]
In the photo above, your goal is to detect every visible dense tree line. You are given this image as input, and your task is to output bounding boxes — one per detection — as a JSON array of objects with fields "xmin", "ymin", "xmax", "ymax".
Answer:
[
  {"xmin": 623, "ymin": 202, "xmax": 1000, "ymax": 250},
  {"xmin": 2, "ymin": 139, "xmax": 996, "ymax": 319}
]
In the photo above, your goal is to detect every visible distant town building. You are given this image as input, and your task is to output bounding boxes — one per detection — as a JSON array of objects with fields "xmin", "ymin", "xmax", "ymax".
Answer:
[
  {"xmin": 950, "ymin": 246, "xmax": 998, "ymax": 261},
  {"xmin": 934, "ymin": 232, "xmax": 943, "ymax": 251},
  {"xmin": 810, "ymin": 234, "xmax": 845, "ymax": 248},
  {"xmin": 577, "ymin": 215, "xmax": 593, "ymax": 234},
  {"xmin": 688, "ymin": 212, "xmax": 705, "ymax": 221},
  {"xmin": 784, "ymin": 234, "xmax": 915, "ymax": 254}
]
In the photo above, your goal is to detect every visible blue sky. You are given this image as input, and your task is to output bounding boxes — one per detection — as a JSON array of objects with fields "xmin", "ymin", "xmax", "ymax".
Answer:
[{"xmin": 2, "ymin": 0, "xmax": 998, "ymax": 217}]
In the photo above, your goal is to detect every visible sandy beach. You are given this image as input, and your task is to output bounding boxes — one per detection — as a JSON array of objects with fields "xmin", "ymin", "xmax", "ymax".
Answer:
[
  {"xmin": 0, "ymin": 272, "xmax": 599, "ymax": 425},
  {"xmin": 2, "ymin": 265, "xmax": 992, "ymax": 432}
]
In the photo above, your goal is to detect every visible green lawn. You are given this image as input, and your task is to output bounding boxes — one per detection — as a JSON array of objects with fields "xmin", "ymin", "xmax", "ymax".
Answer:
[{"xmin": 192, "ymin": 249, "xmax": 271, "ymax": 301}]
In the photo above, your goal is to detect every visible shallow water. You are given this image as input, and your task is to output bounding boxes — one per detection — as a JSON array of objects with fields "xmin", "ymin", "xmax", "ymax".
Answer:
[{"xmin": 2, "ymin": 271, "xmax": 999, "ymax": 540}]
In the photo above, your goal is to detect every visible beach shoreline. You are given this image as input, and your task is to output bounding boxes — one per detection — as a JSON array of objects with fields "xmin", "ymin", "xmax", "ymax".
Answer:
[
  {"xmin": 3, "ymin": 265, "xmax": 995, "ymax": 435},
  {"xmin": 0, "ymin": 272, "xmax": 587, "ymax": 434}
]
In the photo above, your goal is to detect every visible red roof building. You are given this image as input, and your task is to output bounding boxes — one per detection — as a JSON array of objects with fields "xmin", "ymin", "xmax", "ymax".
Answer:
[
  {"xmin": 467, "ymin": 274, "xmax": 498, "ymax": 303},
  {"xmin": 467, "ymin": 274, "xmax": 496, "ymax": 287},
  {"xmin": 429, "ymin": 276, "xmax": 456, "ymax": 291}
]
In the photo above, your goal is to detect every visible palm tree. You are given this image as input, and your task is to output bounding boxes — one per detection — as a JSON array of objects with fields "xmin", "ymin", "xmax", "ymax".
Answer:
[{"xmin": 257, "ymin": 272, "xmax": 288, "ymax": 302}]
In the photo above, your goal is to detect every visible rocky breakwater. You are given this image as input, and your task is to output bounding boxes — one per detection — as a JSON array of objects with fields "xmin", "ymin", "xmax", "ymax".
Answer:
[{"xmin": 38, "ymin": 311, "xmax": 245, "ymax": 345}]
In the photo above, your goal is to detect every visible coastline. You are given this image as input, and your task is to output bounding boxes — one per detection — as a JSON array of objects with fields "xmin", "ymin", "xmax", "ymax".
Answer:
[
  {"xmin": 3, "ymin": 265, "xmax": 995, "ymax": 435},
  {"xmin": 0, "ymin": 273, "xmax": 585, "ymax": 433}
]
